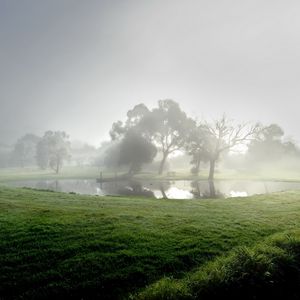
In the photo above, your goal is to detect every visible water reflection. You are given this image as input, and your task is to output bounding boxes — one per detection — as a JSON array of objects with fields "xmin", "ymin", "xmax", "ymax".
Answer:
[
  {"xmin": 6, "ymin": 179, "xmax": 300, "ymax": 199},
  {"xmin": 117, "ymin": 181, "xmax": 155, "ymax": 197},
  {"xmin": 190, "ymin": 180, "xmax": 224, "ymax": 199}
]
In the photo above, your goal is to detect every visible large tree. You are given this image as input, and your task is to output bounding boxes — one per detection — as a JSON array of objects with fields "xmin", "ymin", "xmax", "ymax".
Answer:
[
  {"xmin": 150, "ymin": 100, "xmax": 193, "ymax": 174},
  {"xmin": 36, "ymin": 131, "xmax": 71, "ymax": 173},
  {"xmin": 204, "ymin": 116, "xmax": 261, "ymax": 181}
]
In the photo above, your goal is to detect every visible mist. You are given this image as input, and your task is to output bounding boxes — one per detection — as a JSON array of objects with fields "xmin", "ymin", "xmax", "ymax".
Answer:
[
  {"xmin": 1, "ymin": 0, "xmax": 300, "ymax": 146},
  {"xmin": 3, "ymin": 2, "xmax": 300, "ymax": 299},
  {"xmin": 1, "ymin": 0, "xmax": 300, "ymax": 186}
]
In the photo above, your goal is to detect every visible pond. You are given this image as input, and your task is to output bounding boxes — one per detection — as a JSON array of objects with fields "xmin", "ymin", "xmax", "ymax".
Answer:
[{"xmin": 6, "ymin": 179, "xmax": 300, "ymax": 199}]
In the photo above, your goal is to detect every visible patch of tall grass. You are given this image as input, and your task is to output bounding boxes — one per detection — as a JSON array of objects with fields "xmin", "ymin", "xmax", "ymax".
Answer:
[{"xmin": 135, "ymin": 230, "xmax": 300, "ymax": 300}]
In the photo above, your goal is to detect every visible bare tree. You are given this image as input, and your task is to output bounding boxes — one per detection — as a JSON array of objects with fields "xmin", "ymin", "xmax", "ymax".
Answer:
[{"xmin": 204, "ymin": 116, "xmax": 261, "ymax": 181}]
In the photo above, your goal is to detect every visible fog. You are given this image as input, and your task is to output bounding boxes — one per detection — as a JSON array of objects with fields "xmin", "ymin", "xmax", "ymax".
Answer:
[
  {"xmin": 1, "ymin": 0, "xmax": 300, "ymax": 187},
  {"xmin": 1, "ymin": 0, "xmax": 300, "ymax": 145}
]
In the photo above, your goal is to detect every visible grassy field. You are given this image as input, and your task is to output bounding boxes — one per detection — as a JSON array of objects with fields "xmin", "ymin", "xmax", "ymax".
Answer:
[
  {"xmin": 1, "ymin": 166, "xmax": 300, "ymax": 183},
  {"xmin": 0, "ymin": 187, "xmax": 300, "ymax": 299}
]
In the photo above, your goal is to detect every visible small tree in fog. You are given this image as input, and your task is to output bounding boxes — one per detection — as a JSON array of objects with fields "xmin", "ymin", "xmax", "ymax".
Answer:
[
  {"xmin": 36, "ymin": 131, "xmax": 71, "ymax": 173},
  {"xmin": 12, "ymin": 134, "xmax": 40, "ymax": 167},
  {"xmin": 204, "ymin": 116, "xmax": 261, "ymax": 181},
  {"xmin": 247, "ymin": 124, "xmax": 300, "ymax": 164}
]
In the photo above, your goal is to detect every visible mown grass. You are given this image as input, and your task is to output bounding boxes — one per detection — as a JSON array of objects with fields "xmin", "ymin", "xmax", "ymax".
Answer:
[{"xmin": 0, "ymin": 187, "xmax": 300, "ymax": 299}]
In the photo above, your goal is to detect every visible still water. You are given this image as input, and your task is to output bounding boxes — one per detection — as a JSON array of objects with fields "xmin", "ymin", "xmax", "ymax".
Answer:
[{"xmin": 6, "ymin": 179, "xmax": 300, "ymax": 199}]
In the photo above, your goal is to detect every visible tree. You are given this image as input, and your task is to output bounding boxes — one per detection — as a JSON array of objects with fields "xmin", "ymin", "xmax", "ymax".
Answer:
[
  {"xmin": 247, "ymin": 124, "xmax": 299, "ymax": 164},
  {"xmin": 109, "ymin": 103, "xmax": 157, "ymax": 175},
  {"xmin": 103, "ymin": 141, "xmax": 122, "ymax": 170},
  {"xmin": 119, "ymin": 130, "xmax": 157, "ymax": 175},
  {"xmin": 110, "ymin": 104, "xmax": 151, "ymax": 140},
  {"xmin": 36, "ymin": 131, "xmax": 71, "ymax": 173},
  {"xmin": 186, "ymin": 122, "xmax": 210, "ymax": 175},
  {"xmin": 204, "ymin": 116, "xmax": 261, "ymax": 181},
  {"xmin": 12, "ymin": 134, "xmax": 40, "ymax": 167},
  {"xmin": 151, "ymin": 100, "xmax": 193, "ymax": 174},
  {"xmin": 36, "ymin": 138, "xmax": 49, "ymax": 170}
]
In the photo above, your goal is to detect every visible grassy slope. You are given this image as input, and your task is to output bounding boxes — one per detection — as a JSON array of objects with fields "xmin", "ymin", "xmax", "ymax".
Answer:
[
  {"xmin": 136, "ymin": 230, "xmax": 300, "ymax": 300},
  {"xmin": 0, "ymin": 187, "xmax": 300, "ymax": 299}
]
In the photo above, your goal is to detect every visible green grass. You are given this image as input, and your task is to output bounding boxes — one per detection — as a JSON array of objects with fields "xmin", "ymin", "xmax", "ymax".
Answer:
[
  {"xmin": 0, "ymin": 187, "xmax": 300, "ymax": 299},
  {"xmin": 135, "ymin": 230, "xmax": 300, "ymax": 300}
]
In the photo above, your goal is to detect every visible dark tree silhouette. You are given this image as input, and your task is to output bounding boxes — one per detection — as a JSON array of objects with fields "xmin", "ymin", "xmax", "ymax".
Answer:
[
  {"xmin": 119, "ymin": 130, "xmax": 157, "ymax": 175},
  {"xmin": 109, "ymin": 103, "xmax": 157, "ymax": 175}
]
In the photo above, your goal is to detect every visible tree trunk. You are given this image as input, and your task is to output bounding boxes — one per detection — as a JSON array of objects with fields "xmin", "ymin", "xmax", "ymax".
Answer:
[
  {"xmin": 55, "ymin": 156, "xmax": 61, "ymax": 174},
  {"xmin": 126, "ymin": 162, "xmax": 134, "ymax": 177},
  {"xmin": 158, "ymin": 152, "xmax": 168, "ymax": 175},
  {"xmin": 208, "ymin": 159, "xmax": 216, "ymax": 181},
  {"xmin": 194, "ymin": 154, "xmax": 201, "ymax": 175},
  {"xmin": 55, "ymin": 163, "xmax": 60, "ymax": 174},
  {"xmin": 160, "ymin": 183, "xmax": 168, "ymax": 199},
  {"xmin": 208, "ymin": 180, "xmax": 216, "ymax": 198}
]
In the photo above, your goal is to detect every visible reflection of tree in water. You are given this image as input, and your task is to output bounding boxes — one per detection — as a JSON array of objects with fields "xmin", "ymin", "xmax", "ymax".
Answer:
[
  {"xmin": 36, "ymin": 180, "xmax": 62, "ymax": 192},
  {"xmin": 118, "ymin": 180, "xmax": 155, "ymax": 197},
  {"xmin": 149, "ymin": 181, "xmax": 171, "ymax": 199},
  {"xmin": 190, "ymin": 181, "xmax": 224, "ymax": 199},
  {"xmin": 190, "ymin": 181, "xmax": 201, "ymax": 198},
  {"xmin": 159, "ymin": 183, "xmax": 168, "ymax": 199}
]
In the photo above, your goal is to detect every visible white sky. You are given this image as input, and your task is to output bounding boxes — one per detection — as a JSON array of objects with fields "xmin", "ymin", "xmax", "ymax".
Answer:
[{"xmin": 1, "ymin": 0, "xmax": 300, "ymax": 146}]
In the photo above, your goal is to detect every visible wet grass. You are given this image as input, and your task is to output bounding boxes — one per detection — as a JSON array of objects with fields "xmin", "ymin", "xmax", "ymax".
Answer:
[
  {"xmin": 0, "ymin": 187, "xmax": 300, "ymax": 299},
  {"xmin": 136, "ymin": 230, "xmax": 300, "ymax": 300}
]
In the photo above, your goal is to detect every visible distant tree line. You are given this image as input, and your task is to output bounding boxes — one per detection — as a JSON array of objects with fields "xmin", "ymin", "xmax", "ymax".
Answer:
[
  {"xmin": 6, "ymin": 131, "xmax": 71, "ymax": 173},
  {"xmin": 2, "ymin": 99, "xmax": 299, "ymax": 178},
  {"xmin": 103, "ymin": 99, "xmax": 300, "ymax": 180}
]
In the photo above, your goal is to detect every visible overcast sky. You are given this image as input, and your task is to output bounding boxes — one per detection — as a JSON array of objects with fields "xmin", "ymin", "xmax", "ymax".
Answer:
[{"xmin": 1, "ymin": 0, "xmax": 300, "ymax": 146}]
